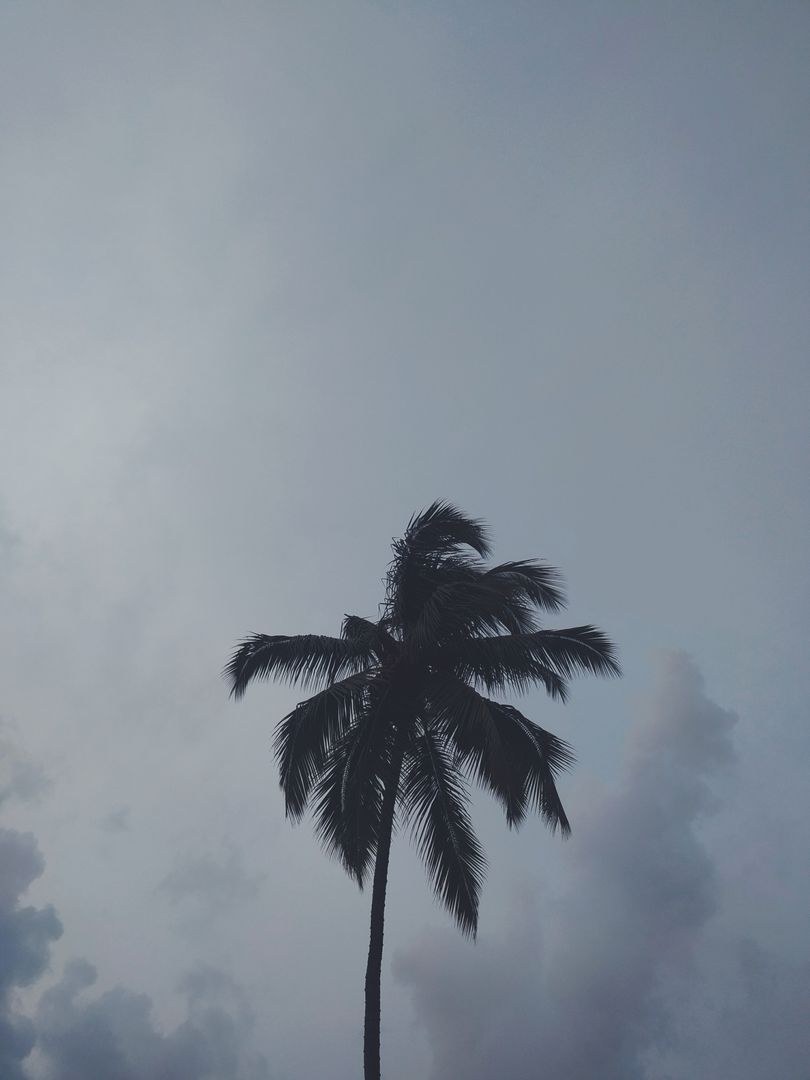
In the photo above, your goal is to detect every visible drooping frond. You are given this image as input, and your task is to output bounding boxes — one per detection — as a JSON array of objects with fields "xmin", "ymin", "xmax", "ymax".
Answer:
[
  {"xmin": 499, "ymin": 706, "xmax": 574, "ymax": 835},
  {"xmin": 438, "ymin": 636, "xmax": 569, "ymax": 700},
  {"xmin": 384, "ymin": 503, "xmax": 492, "ymax": 632},
  {"xmin": 526, "ymin": 626, "xmax": 621, "ymax": 679},
  {"xmin": 386, "ymin": 553, "xmax": 484, "ymax": 633},
  {"xmin": 401, "ymin": 501, "xmax": 491, "ymax": 560},
  {"xmin": 427, "ymin": 674, "xmax": 574, "ymax": 830},
  {"xmin": 274, "ymin": 672, "xmax": 375, "ymax": 821},
  {"xmin": 312, "ymin": 709, "xmax": 389, "ymax": 887},
  {"xmin": 398, "ymin": 728, "xmax": 486, "ymax": 937},
  {"xmin": 426, "ymin": 673, "xmax": 522, "ymax": 823},
  {"xmin": 440, "ymin": 624, "xmax": 620, "ymax": 697},
  {"xmin": 224, "ymin": 633, "xmax": 375, "ymax": 699},
  {"xmin": 481, "ymin": 560, "xmax": 566, "ymax": 613},
  {"xmin": 410, "ymin": 568, "xmax": 537, "ymax": 649},
  {"xmin": 408, "ymin": 559, "xmax": 567, "ymax": 649}
]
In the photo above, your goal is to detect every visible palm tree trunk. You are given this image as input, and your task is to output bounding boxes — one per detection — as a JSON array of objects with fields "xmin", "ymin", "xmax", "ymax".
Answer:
[{"xmin": 363, "ymin": 746, "xmax": 404, "ymax": 1080}]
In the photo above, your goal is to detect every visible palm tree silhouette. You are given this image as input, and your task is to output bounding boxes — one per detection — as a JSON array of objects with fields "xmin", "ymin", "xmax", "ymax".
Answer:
[{"xmin": 225, "ymin": 502, "xmax": 619, "ymax": 1080}]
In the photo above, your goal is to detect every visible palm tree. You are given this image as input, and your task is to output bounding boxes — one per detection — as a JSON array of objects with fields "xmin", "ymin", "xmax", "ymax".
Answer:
[{"xmin": 225, "ymin": 502, "xmax": 619, "ymax": 1080}]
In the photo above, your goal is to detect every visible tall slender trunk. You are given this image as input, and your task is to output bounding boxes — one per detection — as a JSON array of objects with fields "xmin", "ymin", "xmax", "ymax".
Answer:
[{"xmin": 363, "ymin": 746, "xmax": 404, "ymax": 1080}]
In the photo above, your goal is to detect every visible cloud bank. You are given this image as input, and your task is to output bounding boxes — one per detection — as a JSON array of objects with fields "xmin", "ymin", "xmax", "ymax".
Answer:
[
  {"xmin": 32, "ymin": 962, "xmax": 270, "ymax": 1080},
  {"xmin": 0, "ymin": 763, "xmax": 270, "ymax": 1080},
  {"xmin": 394, "ymin": 653, "xmax": 808, "ymax": 1079},
  {"xmin": 0, "ymin": 829, "xmax": 62, "ymax": 1080}
]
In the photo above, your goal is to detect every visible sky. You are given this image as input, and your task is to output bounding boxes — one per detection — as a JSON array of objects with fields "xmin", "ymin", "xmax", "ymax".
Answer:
[{"xmin": 1, "ymin": 2, "xmax": 808, "ymax": 1077}]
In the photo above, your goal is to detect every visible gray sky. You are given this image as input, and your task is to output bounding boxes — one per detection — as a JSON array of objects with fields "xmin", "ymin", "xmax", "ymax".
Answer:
[{"xmin": 1, "ymin": 3, "xmax": 808, "ymax": 1077}]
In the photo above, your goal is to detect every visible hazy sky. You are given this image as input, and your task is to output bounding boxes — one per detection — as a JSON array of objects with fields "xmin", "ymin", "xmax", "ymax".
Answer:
[{"xmin": 1, "ymin": 3, "xmax": 808, "ymax": 1078}]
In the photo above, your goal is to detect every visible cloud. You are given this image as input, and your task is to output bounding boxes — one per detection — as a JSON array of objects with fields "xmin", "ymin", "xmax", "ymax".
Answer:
[
  {"xmin": 0, "ymin": 817, "xmax": 270, "ymax": 1078},
  {"xmin": 0, "ymin": 828, "xmax": 63, "ymax": 1080},
  {"xmin": 394, "ymin": 653, "xmax": 808, "ymax": 1079},
  {"xmin": 654, "ymin": 937, "xmax": 810, "ymax": 1080},
  {"xmin": 33, "ymin": 961, "xmax": 271, "ymax": 1080}
]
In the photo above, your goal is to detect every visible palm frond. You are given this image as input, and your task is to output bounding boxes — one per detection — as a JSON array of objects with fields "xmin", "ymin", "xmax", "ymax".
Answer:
[
  {"xmin": 384, "ymin": 503, "xmax": 491, "ymax": 632},
  {"xmin": 528, "ymin": 626, "xmax": 621, "ymax": 679},
  {"xmin": 410, "ymin": 570, "xmax": 538, "ymax": 649},
  {"xmin": 401, "ymin": 501, "xmax": 491, "ymax": 559},
  {"xmin": 492, "ymin": 705, "xmax": 574, "ymax": 835},
  {"xmin": 409, "ymin": 560, "xmax": 566, "ymax": 649},
  {"xmin": 482, "ymin": 560, "xmax": 566, "ymax": 613},
  {"xmin": 399, "ymin": 729, "xmax": 485, "ymax": 937},
  {"xmin": 274, "ymin": 672, "xmax": 375, "ymax": 821},
  {"xmin": 426, "ymin": 675, "xmax": 574, "ymax": 830},
  {"xmin": 312, "ymin": 710, "xmax": 389, "ymax": 887},
  {"xmin": 426, "ymin": 674, "xmax": 523, "ymax": 824},
  {"xmin": 224, "ymin": 633, "xmax": 374, "ymax": 699},
  {"xmin": 439, "ymin": 624, "xmax": 620, "ymax": 697},
  {"xmin": 438, "ymin": 636, "xmax": 569, "ymax": 700}
]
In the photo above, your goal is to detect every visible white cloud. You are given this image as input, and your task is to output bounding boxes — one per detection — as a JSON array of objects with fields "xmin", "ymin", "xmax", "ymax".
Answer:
[{"xmin": 394, "ymin": 654, "xmax": 807, "ymax": 1079}]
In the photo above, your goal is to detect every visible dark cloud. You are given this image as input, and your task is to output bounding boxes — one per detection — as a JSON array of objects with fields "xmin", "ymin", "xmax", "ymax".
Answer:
[
  {"xmin": 33, "ymin": 961, "xmax": 271, "ymax": 1080},
  {"xmin": 0, "ymin": 828, "xmax": 63, "ymax": 1080},
  {"xmin": 394, "ymin": 654, "xmax": 808, "ymax": 1079},
  {"xmin": 0, "ymin": 819, "xmax": 270, "ymax": 1079}
]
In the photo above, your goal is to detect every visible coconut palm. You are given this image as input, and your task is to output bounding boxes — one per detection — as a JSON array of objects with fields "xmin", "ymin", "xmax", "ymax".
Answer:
[{"xmin": 225, "ymin": 502, "xmax": 619, "ymax": 1080}]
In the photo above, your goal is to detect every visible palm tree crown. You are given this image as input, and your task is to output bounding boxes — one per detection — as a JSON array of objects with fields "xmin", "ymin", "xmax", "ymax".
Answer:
[{"xmin": 225, "ymin": 501, "xmax": 620, "ymax": 936}]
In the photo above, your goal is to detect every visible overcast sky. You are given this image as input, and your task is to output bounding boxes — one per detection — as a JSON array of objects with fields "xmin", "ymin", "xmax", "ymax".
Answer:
[{"xmin": 1, "ymin": 3, "xmax": 808, "ymax": 1078}]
